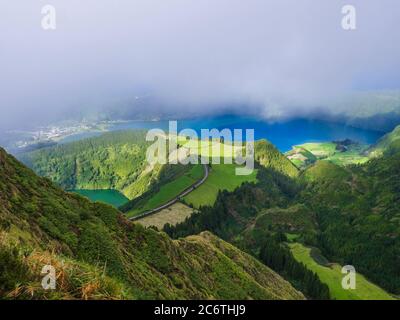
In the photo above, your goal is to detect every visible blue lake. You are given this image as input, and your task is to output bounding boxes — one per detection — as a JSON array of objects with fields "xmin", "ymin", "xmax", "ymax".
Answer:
[{"xmin": 61, "ymin": 115, "xmax": 384, "ymax": 152}]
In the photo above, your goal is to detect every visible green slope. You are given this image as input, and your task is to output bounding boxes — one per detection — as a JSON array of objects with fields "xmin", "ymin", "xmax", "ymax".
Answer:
[
  {"xmin": 0, "ymin": 147, "xmax": 303, "ymax": 300},
  {"xmin": 367, "ymin": 124, "xmax": 400, "ymax": 157},
  {"xmin": 184, "ymin": 164, "xmax": 258, "ymax": 208}
]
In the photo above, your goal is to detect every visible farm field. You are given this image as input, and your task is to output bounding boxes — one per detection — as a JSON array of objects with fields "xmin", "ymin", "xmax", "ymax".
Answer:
[{"xmin": 184, "ymin": 163, "xmax": 258, "ymax": 208}]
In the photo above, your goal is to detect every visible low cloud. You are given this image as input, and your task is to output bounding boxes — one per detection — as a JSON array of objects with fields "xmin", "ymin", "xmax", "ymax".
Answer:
[{"xmin": 1, "ymin": 0, "xmax": 400, "ymax": 129}]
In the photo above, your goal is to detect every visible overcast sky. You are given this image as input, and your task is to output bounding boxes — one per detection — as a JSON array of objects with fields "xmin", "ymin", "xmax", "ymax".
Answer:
[{"xmin": 1, "ymin": 0, "xmax": 400, "ymax": 129}]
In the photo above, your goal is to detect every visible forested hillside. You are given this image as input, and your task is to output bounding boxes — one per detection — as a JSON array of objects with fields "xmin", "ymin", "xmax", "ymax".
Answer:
[
  {"xmin": 367, "ymin": 124, "xmax": 400, "ymax": 157},
  {"xmin": 300, "ymin": 154, "xmax": 400, "ymax": 293},
  {"xmin": 254, "ymin": 140, "xmax": 299, "ymax": 177},
  {"xmin": 18, "ymin": 131, "xmax": 160, "ymax": 199},
  {"xmin": 0, "ymin": 147, "xmax": 303, "ymax": 299}
]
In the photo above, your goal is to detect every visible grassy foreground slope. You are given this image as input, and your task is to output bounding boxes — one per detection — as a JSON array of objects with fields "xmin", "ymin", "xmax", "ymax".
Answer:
[
  {"xmin": 289, "ymin": 243, "xmax": 394, "ymax": 300},
  {"xmin": 0, "ymin": 147, "xmax": 303, "ymax": 300}
]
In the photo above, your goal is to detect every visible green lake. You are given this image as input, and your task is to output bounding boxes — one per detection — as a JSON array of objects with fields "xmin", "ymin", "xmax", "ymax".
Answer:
[{"xmin": 72, "ymin": 189, "xmax": 129, "ymax": 208}]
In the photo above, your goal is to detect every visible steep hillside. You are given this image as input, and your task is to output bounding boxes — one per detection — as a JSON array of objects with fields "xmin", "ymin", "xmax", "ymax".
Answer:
[
  {"xmin": 367, "ymin": 125, "xmax": 400, "ymax": 157},
  {"xmin": 254, "ymin": 140, "xmax": 299, "ymax": 177},
  {"xmin": 0, "ymin": 148, "xmax": 303, "ymax": 300}
]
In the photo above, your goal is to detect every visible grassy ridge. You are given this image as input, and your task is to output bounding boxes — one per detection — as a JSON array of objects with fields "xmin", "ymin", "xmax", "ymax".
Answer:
[
  {"xmin": 289, "ymin": 243, "xmax": 395, "ymax": 300},
  {"xmin": 180, "ymin": 137, "xmax": 259, "ymax": 208}
]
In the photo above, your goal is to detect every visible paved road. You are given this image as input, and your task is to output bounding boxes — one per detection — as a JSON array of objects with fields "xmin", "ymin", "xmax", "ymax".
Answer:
[{"xmin": 129, "ymin": 164, "xmax": 209, "ymax": 221}]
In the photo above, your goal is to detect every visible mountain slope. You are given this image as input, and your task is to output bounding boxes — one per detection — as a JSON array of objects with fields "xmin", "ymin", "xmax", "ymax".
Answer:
[
  {"xmin": 0, "ymin": 147, "xmax": 303, "ymax": 300},
  {"xmin": 254, "ymin": 140, "xmax": 299, "ymax": 177},
  {"xmin": 367, "ymin": 125, "xmax": 400, "ymax": 157}
]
